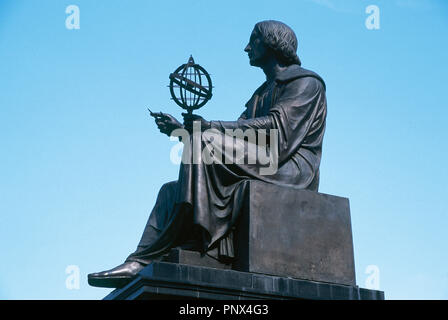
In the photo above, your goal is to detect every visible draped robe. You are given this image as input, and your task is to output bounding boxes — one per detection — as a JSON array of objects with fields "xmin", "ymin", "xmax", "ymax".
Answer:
[{"xmin": 126, "ymin": 64, "xmax": 327, "ymax": 264}]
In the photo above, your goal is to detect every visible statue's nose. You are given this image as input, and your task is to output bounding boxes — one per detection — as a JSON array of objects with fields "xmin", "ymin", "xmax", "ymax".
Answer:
[{"xmin": 244, "ymin": 44, "xmax": 250, "ymax": 52}]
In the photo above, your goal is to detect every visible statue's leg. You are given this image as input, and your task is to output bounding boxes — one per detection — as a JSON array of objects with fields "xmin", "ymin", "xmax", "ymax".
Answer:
[
  {"xmin": 88, "ymin": 180, "xmax": 194, "ymax": 288},
  {"xmin": 125, "ymin": 180, "xmax": 197, "ymax": 264},
  {"xmin": 132, "ymin": 181, "xmax": 177, "ymax": 251}
]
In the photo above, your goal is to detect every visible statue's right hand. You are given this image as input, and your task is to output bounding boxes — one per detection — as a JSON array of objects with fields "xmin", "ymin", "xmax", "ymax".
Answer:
[{"xmin": 153, "ymin": 113, "xmax": 184, "ymax": 137}]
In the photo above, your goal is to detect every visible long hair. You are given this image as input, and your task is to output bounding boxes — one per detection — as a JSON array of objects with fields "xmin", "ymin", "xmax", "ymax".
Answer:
[{"xmin": 254, "ymin": 20, "xmax": 302, "ymax": 66}]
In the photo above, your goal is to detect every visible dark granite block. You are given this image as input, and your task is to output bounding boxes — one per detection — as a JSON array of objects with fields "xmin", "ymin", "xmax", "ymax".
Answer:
[
  {"xmin": 316, "ymin": 282, "xmax": 331, "ymax": 299},
  {"xmin": 290, "ymin": 279, "xmax": 319, "ymax": 299},
  {"xmin": 330, "ymin": 284, "xmax": 352, "ymax": 300},
  {"xmin": 162, "ymin": 248, "xmax": 232, "ymax": 270},
  {"xmin": 233, "ymin": 181, "xmax": 356, "ymax": 286},
  {"xmin": 252, "ymin": 274, "xmax": 274, "ymax": 292},
  {"xmin": 273, "ymin": 277, "xmax": 290, "ymax": 294},
  {"xmin": 104, "ymin": 262, "xmax": 383, "ymax": 300},
  {"xmin": 359, "ymin": 288, "xmax": 385, "ymax": 300}
]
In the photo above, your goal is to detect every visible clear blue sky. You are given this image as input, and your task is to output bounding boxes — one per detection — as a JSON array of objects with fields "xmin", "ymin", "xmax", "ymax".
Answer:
[{"xmin": 0, "ymin": 0, "xmax": 447, "ymax": 300}]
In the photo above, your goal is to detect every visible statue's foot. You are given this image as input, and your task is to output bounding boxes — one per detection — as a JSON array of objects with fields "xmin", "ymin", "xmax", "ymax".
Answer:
[{"xmin": 88, "ymin": 261, "xmax": 145, "ymax": 288}]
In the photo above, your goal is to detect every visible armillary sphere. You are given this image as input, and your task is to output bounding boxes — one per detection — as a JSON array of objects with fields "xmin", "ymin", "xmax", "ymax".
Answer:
[{"xmin": 169, "ymin": 55, "xmax": 213, "ymax": 115}]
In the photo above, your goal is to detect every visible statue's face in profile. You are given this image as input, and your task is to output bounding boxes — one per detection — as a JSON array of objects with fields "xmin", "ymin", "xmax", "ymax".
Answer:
[{"xmin": 245, "ymin": 29, "xmax": 270, "ymax": 67}]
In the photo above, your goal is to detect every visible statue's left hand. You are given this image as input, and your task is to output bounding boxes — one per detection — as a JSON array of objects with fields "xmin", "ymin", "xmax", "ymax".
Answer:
[{"xmin": 182, "ymin": 113, "xmax": 211, "ymax": 133}]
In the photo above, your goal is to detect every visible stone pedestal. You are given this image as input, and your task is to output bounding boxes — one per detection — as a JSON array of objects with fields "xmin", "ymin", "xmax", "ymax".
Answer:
[
  {"xmin": 102, "ymin": 181, "xmax": 381, "ymax": 300},
  {"xmin": 104, "ymin": 262, "xmax": 384, "ymax": 300},
  {"xmin": 233, "ymin": 181, "xmax": 356, "ymax": 286},
  {"xmin": 161, "ymin": 248, "xmax": 232, "ymax": 270}
]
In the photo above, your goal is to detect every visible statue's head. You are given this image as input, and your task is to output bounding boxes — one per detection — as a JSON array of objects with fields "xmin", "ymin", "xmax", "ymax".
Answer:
[{"xmin": 245, "ymin": 20, "xmax": 301, "ymax": 67}]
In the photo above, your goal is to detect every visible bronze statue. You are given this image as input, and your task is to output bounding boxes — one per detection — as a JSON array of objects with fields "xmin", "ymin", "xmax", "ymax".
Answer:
[{"xmin": 88, "ymin": 20, "xmax": 327, "ymax": 288}]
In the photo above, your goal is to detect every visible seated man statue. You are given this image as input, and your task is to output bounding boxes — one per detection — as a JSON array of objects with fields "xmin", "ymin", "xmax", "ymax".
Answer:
[{"xmin": 88, "ymin": 20, "xmax": 327, "ymax": 288}]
